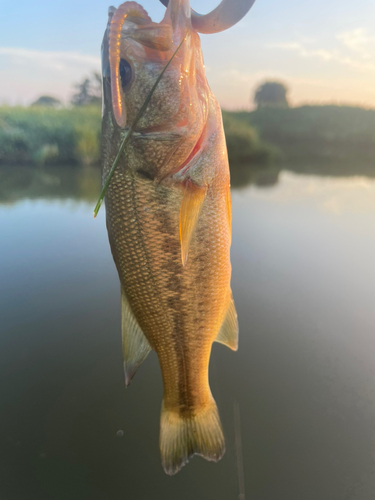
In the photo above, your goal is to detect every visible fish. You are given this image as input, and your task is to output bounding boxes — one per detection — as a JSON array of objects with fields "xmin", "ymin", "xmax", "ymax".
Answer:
[{"xmin": 101, "ymin": 0, "xmax": 255, "ymax": 475}]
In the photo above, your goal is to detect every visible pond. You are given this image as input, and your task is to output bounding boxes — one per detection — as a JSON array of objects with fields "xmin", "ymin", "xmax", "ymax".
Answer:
[{"xmin": 1, "ymin": 164, "xmax": 375, "ymax": 499}]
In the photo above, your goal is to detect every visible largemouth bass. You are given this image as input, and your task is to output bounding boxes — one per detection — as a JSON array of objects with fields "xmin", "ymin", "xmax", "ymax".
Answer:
[{"xmin": 101, "ymin": 0, "xmax": 254, "ymax": 475}]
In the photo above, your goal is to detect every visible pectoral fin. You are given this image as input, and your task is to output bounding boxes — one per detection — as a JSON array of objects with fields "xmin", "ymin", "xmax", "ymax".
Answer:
[
  {"xmin": 179, "ymin": 180, "xmax": 207, "ymax": 266},
  {"xmin": 215, "ymin": 294, "xmax": 239, "ymax": 351},
  {"xmin": 121, "ymin": 288, "xmax": 151, "ymax": 387}
]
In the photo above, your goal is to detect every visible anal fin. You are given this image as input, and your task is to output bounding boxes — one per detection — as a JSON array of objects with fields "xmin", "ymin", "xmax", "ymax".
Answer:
[
  {"xmin": 215, "ymin": 294, "xmax": 239, "ymax": 351},
  {"xmin": 179, "ymin": 179, "xmax": 207, "ymax": 266},
  {"xmin": 121, "ymin": 288, "xmax": 151, "ymax": 387}
]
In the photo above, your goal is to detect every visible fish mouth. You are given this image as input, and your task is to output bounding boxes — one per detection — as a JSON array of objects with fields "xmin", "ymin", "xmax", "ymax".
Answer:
[{"xmin": 102, "ymin": 1, "xmax": 192, "ymax": 129}]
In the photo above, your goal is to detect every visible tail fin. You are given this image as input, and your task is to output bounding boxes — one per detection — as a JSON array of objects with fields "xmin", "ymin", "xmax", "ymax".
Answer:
[{"xmin": 159, "ymin": 399, "xmax": 225, "ymax": 475}]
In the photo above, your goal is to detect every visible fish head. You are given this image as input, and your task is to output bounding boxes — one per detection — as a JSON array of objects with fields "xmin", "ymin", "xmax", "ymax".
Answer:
[{"xmin": 102, "ymin": 0, "xmax": 212, "ymax": 180}]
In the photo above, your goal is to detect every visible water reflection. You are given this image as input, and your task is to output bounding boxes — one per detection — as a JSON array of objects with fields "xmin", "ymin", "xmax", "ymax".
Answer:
[
  {"xmin": 230, "ymin": 158, "xmax": 375, "ymax": 189},
  {"xmin": 230, "ymin": 163, "xmax": 280, "ymax": 189},
  {"xmin": 2, "ymin": 159, "xmax": 375, "ymax": 205},
  {"xmin": 0, "ymin": 165, "xmax": 101, "ymax": 205},
  {"xmin": 1, "ymin": 164, "xmax": 375, "ymax": 499}
]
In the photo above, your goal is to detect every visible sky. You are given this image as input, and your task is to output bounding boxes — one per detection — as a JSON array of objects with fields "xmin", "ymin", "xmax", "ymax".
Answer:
[{"xmin": 0, "ymin": 0, "xmax": 374, "ymax": 109}]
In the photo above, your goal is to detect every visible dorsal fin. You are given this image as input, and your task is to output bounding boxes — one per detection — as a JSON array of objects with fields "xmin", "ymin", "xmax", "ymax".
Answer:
[
  {"xmin": 215, "ymin": 294, "xmax": 238, "ymax": 351},
  {"xmin": 121, "ymin": 287, "xmax": 152, "ymax": 387},
  {"xmin": 179, "ymin": 179, "xmax": 207, "ymax": 266}
]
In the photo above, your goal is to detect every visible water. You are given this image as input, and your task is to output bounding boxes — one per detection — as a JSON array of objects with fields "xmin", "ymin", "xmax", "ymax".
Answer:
[{"xmin": 1, "ymin": 164, "xmax": 375, "ymax": 499}]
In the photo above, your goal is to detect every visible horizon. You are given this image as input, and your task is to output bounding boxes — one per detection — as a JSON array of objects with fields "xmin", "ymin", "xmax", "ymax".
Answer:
[
  {"xmin": 1, "ymin": 0, "xmax": 374, "ymax": 110},
  {"xmin": 2, "ymin": 97, "xmax": 375, "ymax": 112}
]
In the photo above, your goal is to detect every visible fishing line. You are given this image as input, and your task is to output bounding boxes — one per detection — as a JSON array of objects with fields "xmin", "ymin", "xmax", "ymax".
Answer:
[
  {"xmin": 93, "ymin": 34, "xmax": 186, "ymax": 218},
  {"xmin": 234, "ymin": 400, "xmax": 246, "ymax": 500}
]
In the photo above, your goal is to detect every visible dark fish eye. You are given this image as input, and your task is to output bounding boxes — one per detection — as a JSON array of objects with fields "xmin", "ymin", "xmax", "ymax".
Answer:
[{"xmin": 119, "ymin": 58, "xmax": 132, "ymax": 91}]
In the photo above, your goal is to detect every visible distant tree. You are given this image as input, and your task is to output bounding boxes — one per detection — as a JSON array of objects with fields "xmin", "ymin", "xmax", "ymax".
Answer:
[
  {"xmin": 31, "ymin": 95, "xmax": 62, "ymax": 108},
  {"xmin": 71, "ymin": 72, "xmax": 102, "ymax": 106},
  {"xmin": 254, "ymin": 81, "xmax": 289, "ymax": 109}
]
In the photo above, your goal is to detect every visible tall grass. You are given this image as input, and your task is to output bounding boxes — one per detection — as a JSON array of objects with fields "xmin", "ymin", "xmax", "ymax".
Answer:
[{"xmin": 0, "ymin": 106, "xmax": 101, "ymax": 166}]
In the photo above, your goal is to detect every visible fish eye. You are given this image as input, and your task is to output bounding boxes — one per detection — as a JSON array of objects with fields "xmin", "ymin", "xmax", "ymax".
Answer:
[{"xmin": 119, "ymin": 58, "xmax": 132, "ymax": 91}]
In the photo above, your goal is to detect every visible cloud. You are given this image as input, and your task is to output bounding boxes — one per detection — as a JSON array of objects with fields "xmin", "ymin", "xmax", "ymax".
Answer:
[
  {"xmin": 267, "ymin": 29, "xmax": 375, "ymax": 73},
  {"xmin": 0, "ymin": 47, "xmax": 100, "ymax": 104},
  {"xmin": 337, "ymin": 28, "xmax": 375, "ymax": 61},
  {"xmin": 0, "ymin": 47, "xmax": 100, "ymax": 72},
  {"xmin": 268, "ymin": 42, "xmax": 335, "ymax": 62}
]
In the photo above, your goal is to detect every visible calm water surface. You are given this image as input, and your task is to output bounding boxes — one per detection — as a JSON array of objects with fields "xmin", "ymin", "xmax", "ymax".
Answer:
[{"xmin": 1, "ymin": 165, "xmax": 375, "ymax": 499}]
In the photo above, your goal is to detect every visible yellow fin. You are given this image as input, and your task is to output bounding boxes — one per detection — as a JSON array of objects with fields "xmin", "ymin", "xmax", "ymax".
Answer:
[
  {"xmin": 121, "ymin": 288, "xmax": 151, "ymax": 387},
  {"xmin": 179, "ymin": 180, "xmax": 207, "ymax": 266},
  {"xmin": 159, "ymin": 398, "xmax": 225, "ymax": 475},
  {"xmin": 215, "ymin": 294, "xmax": 239, "ymax": 351}
]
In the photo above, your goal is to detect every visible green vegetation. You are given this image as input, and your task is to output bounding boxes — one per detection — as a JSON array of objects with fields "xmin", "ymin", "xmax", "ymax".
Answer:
[
  {"xmin": 0, "ymin": 105, "xmax": 275, "ymax": 170},
  {"xmin": 221, "ymin": 112, "xmax": 280, "ymax": 187},
  {"xmin": 231, "ymin": 105, "xmax": 375, "ymax": 162},
  {"xmin": 0, "ymin": 106, "xmax": 101, "ymax": 166},
  {"xmin": 222, "ymin": 112, "xmax": 278, "ymax": 164}
]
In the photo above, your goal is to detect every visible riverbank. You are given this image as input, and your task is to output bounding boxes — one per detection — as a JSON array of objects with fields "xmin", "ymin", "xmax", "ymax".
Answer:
[
  {"xmin": 0, "ymin": 106, "xmax": 274, "ymax": 168},
  {"xmin": 230, "ymin": 105, "xmax": 375, "ymax": 163},
  {"xmin": 1, "ymin": 104, "xmax": 374, "ymax": 171}
]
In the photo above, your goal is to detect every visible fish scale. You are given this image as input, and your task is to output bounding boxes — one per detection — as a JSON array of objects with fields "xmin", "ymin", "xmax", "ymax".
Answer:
[
  {"xmin": 107, "ymin": 165, "xmax": 231, "ymax": 404},
  {"xmin": 101, "ymin": 0, "xmax": 240, "ymax": 475}
]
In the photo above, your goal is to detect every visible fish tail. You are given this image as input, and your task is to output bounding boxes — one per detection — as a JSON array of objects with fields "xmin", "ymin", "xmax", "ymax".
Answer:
[{"xmin": 159, "ymin": 398, "xmax": 225, "ymax": 475}]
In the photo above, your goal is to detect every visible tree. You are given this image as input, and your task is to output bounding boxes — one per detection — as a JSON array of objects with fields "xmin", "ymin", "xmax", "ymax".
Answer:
[
  {"xmin": 254, "ymin": 81, "xmax": 289, "ymax": 109},
  {"xmin": 71, "ymin": 72, "xmax": 102, "ymax": 106},
  {"xmin": 31, "ymin": 95, "xmax": 62, "ymax": 108}
]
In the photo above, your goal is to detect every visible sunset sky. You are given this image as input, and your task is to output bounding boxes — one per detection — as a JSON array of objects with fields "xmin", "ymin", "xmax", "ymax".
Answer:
[{"xmin": 1, "ymin": 0, "xmax": 374, "ymax": 109}]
